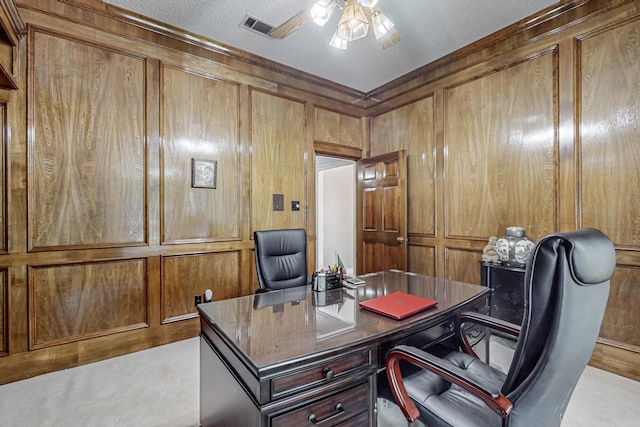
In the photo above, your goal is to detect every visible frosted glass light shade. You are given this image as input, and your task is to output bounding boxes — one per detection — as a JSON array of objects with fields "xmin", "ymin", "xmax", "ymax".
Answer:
[
  {"xmin": 310, "ymin": 0, "xmax": 334, "ymax": 27},
  {"xmin": 371, "ymin": 11, "xmax": 394, "ymax": 39},
  {"xmin": 337, "ymin": 2, "xmax": 369, "ymax": 41},
  {"xmin": 359, "ymin": 0, "xmax": 379, "ymax": 7},
  {"xmin": 329, "ymin": 31, "xmax": 348, "ymax": 49}
]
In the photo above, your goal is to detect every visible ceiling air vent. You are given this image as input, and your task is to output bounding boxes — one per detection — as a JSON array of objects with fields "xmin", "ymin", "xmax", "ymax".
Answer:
[{"xmin": 241, "ymin": 15, "xmax": 275, "ymax": 38}]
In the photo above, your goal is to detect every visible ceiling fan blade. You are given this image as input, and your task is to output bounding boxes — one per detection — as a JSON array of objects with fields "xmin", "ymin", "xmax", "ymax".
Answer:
[
  {"xmin": 378, "ymin": 28, "xmax": 400, "ymax": 49},
  {"xmin": 268, "ymin": 9, "xmax": 311, "ymax": 39}
]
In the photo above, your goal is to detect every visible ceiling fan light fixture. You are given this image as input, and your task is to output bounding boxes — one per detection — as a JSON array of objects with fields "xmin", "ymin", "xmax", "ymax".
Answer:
[
  {"xmin": 337, "ymin": 2, "xmax": 369, "ymax": 41},
  {"xmin": 310, "ymin": 0, "xmax": 335, "ymax": 27},
  {"xmin": 371, "ymin": 11, "xmax": 394, "ymax": 39},
  {"xmin": 329, "ymin": 31, "xmax": 348, "ymax": 49}
]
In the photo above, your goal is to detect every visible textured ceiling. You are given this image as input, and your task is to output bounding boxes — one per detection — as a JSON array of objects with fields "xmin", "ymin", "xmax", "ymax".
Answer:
[{"xmin": 104, "ymin": 0, "xmax": 560, "ymax": 92}]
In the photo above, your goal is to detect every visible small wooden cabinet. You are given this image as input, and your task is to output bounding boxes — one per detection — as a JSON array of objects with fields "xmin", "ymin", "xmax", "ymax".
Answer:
[{"xmin": 480, "ymin": 262, "xmax": 526, "ymax": 325}]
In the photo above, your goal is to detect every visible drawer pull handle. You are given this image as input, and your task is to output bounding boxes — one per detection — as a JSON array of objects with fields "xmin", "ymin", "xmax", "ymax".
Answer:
[
  {"xmin": 308, "ymin": 403, "xmax": 344, "ymax": 425},
  {"xmin": 323, "ymin": 368, "xmax": 335, "ymax": 382}
]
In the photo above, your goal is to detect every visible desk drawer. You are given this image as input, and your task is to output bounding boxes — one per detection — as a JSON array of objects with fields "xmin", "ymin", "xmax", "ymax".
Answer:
[
  {"xmin": 271, "ymin": 381, "xmax": 370, "ymax": 427},
  {"xmin": 271, "ymin": 348, "xmax": 373, "ymax": 400}
]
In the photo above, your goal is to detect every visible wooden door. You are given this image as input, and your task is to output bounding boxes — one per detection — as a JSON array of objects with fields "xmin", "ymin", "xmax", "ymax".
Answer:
[{"xmin": 356, "ymin": 150, "xmax": 408, "ymax": 274}]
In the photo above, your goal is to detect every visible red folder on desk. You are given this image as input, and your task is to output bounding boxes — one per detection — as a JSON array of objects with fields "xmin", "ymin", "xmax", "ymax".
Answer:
[{"xmin": 359, "ymin": 292, "xmax": 437, "ymax": 320}]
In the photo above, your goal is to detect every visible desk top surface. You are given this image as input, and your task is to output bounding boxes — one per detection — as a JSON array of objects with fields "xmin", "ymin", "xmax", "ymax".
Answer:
[{"xmin": 197, "ymin": 270, "xmax": 488, "ymax": 369}]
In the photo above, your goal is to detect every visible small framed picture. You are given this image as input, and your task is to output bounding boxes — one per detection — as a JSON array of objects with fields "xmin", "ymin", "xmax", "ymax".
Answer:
[{"xmin": 191, "ymin": 158, "xmax": 217, "ymax": 189}]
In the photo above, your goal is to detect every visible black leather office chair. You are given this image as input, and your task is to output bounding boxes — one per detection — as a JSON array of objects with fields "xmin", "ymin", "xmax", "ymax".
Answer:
[
  {"xmin": 384, "ymin": 228, "xmax": 616, "ymax": 427},
  {"xmin": 254, "ymin": 228, "xmax": 309, "ymax": 291}
]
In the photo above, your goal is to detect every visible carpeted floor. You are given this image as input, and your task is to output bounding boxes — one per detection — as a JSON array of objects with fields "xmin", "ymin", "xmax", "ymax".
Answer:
[{"xmin": 0, "ymin": 337, "xmax": 638, "ymax": 426}]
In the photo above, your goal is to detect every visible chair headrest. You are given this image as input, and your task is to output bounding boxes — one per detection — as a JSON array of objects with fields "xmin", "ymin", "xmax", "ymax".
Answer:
[{"xmin": 539, "ymin": 228, "xmax": 616, "ymax": 285}]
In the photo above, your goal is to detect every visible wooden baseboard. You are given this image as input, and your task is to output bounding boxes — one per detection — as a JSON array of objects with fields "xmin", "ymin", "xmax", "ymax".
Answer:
[{"xmin": 589, "ymin": 340, "xmax": 640, "ymax": 382}]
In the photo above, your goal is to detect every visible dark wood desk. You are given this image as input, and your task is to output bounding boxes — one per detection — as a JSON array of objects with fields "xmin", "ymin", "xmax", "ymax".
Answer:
[{"xmin": 198, "ymin": 270, "xmax": 489, "ymax": 427}]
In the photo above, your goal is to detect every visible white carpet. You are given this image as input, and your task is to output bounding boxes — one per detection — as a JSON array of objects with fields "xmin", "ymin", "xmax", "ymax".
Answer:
[
  {"xmin": 0, "ymin": 337, "xmax": 638, "ymax": 426},
  {"xmin": 0, "ymin": 338, "xmax": 200, "ymax": 427}
]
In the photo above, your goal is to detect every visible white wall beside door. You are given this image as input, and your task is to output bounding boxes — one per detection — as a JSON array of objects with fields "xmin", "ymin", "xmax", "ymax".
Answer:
[{"xmin": 316, "ymin": 157, "xmax": 355, "ymax": 273}]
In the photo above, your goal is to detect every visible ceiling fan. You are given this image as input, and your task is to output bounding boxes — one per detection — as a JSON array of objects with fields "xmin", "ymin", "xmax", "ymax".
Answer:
[{"xmin": 267, "ymin": 0, "xmax": 400, "ymax": 49}]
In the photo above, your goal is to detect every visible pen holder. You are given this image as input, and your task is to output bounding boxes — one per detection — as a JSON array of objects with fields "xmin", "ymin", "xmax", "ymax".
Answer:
[{"xmin": 312, "ymin": 271, "xmax": 342, "ymax": 292}]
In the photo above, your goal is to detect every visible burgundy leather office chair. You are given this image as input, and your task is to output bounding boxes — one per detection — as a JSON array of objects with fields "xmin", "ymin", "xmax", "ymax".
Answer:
[
  {"xmin": 384, "ymin": 228, "xmax": 616, "ymax": 427},
  {"xmin": 254, "ymin": 228, "xmax": 309, "ymax": 291}
]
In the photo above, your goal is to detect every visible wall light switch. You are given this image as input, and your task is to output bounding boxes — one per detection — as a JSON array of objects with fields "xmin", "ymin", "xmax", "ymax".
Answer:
[
  {"xmin": 291, "ymin": 201, "xmax": 300, "ymax": 211},
  {"xmin": 273, "ymin": 194, "xmax": 284, "ymax": 211}
]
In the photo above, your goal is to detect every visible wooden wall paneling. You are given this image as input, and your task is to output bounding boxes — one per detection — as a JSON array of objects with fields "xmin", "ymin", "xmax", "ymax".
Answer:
[
  {"xmin": 160, "ymin": 64, "xmax": 241, "ymax": 244},
  {"xmin": 161, "ymin": 251, "xmax": 241, "ymax": 323},
  {"xmin": 598, "ymin": 265, "xmax": 640, "ymax": 348},
  {"xmin": 408, "ymin": 245, "xmax": 436, "ymax": 277},
  {"xmin": 443, "ymin": 49, "xmax": 558, "ymax": 241},
  {"xmin": 8, "ymin": 35, "xmax": 27, "ymax": 257},
  {"xmin": 2, "ymin": 0, "xmax": 353, "ymax": 383},
  {"xmin": 370, "ymin": 97, "xmax": 436, "ymax": 238},
  {"xmin": 445, "ymin": 247, "xmax": 482, "ymax": 285},
  {"xmin": 0, "ymin": 0, "xmax": 25, "ymax": 48},
  {"xmin": 28, "ymin": 259, "xmax": 148, "ymax": 349},
  {"xmin": 314, "ymin": 107, "xmax": 340, "ymax": 144},
  {"xmin": 0, "ymin": 101, "xmax": 5, "ymax": 253},
  {"xmin": 314, "ymin": 107, "xmax": 363, "ymax": 149},
  {"xmin": 313, "ymin": 140, "xmax": 362, "ymax": 160},
  {"xmin": 239, "ymin": 85, "xmax": 251, "ymax": 239},
  {"xmin": 239, "ymin": 84, "xmax": 254, "ymax": 296},
  {"xmin": 557, "ymin": 37, "xmax": 578, "ymax": 232},
  {"xmin": 17, "ymin": 0, "xmax": 364, "ymax": 106},
  {"xmin": 0, "ymin": 268, "xmax": 5, "ymax": 355},
  {"xmin": 17, "ymin": 2, "xmax": 280, "ymax": 97},
  {"xmin": 250, "ymin": 89, "xmax": 307, "ymax": 233},
  {"xmin": 145, "ymin": 255, "xmax": 161, "ymax": 328},
  {"xmin": 305, "ymin": 102, "xmax": 316, "ymax": 278},
  {"xmin": 369, "ymin": 97, "xmax": 437, "ymax": 276},
  {"xmin": 577, "ymin": 16, "xmax": 640, "ymax": 379},
  {"xmin": 28, "ymin": 29, "xmax": 147, "ymax": 250},
  {"xmin": 433, "ymin": 88, "xmax": 446, "ymax": 278},
  {"xmin": 591, "ymin": 340, "xmax": 640, "ymax": 381},
  {"xmin": 4, "ymin": 0, "xmax": 638, "ymax": 384},
  {"xmin": 578, "ymin": 16, "xmax": 640, "ymax": 247},
  {"xmin": 146, "ymin": 58, "xmax": 161, "ymax": 247},
  {"xmin": 8, "ymin": 266, "xmax": 27, "ymax": 354},
  {"xmin": 340, "ymin": 112, "xmax": 363, "ymax": 148}
]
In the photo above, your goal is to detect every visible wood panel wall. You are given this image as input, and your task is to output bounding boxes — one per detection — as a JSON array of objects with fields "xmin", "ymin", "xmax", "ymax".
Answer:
[
  {"xmin": 0, "ymin": 0, "xmax": 363, "ymax": 385},
  {"xmin": 0, "ymin": 0, "xmax": 638, "ymax": 384},
  {"xmin": 161, "ymin": 65, "xmax": 241, "ymax": 244},
  {"xmin": 369, "ymin": 0, "xmax": 640, "ymax": 380}
]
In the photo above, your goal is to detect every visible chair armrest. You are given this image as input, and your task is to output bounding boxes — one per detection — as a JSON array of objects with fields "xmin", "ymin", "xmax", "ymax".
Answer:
[
  {"xmin": 385, "ymin": 344, "xmax": 513, "ymax": 423},
  {"xmin": 456, "ymin": 311, "xmax": 520, "ymax": 358}
]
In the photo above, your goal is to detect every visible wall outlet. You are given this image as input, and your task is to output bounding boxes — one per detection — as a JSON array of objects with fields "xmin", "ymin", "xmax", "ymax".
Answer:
[{"xmin": 194, "ymin": 295, "xmax": 202, "ymax": 306}]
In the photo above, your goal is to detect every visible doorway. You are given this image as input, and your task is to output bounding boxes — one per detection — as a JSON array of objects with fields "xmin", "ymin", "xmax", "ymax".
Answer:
[{"xmin": 315, "ymin": 155, "xmax": 356, "ymax": 275}]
